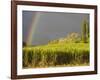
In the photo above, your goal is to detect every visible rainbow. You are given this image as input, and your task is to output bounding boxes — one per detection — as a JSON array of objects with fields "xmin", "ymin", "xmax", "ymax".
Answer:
[{"xmin": 26, "ymin": 12, "xmax": 41, "ymax": 45}]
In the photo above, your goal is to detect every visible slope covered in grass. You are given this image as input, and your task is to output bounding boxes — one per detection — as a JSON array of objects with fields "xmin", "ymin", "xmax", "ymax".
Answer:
[{"xmin": 23, "ymin": 43, "xmax": 89, "ymax": 68}]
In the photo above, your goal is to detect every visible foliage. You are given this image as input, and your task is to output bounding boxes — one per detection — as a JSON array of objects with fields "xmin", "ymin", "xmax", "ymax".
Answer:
[
  {"xmin": 48, "ymin": 33, "xmax": 81, "ymax": 44},
  {"xmin": 49, "ymin": 39, "xmax": 59, "ymax": 44},
  {"xmin": 23, "ymin": 42, "xmax": 27, "ymax": 47},
  {"xmin": 23, "ymin": 43, "xmax": 89, "ymax": 68},
  {"xmin": 81, "ymin": 19, "xmax": 89, "ymax": 43},
  {"xmin": 65, "ymin": 33, "xmax": 81, "ymax": 43}
]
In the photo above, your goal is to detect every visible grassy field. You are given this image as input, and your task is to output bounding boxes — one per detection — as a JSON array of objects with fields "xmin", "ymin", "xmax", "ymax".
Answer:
[{"xmin": 23, "ymin": 43, "xmax": 90, "ymax": 68}]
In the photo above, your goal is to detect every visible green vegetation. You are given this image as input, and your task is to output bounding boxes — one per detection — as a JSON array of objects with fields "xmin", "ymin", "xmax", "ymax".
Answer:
[
  {"xmin": 23, "ymin": 43, "xmax": 89, "ymax": 68},
  {"xmin": 23, "ymin": 19, "xmax": 90, "ymax": 68},
  {"xmin": 81, "ymin": 19, "xmax": 89, "ymax": 43}
]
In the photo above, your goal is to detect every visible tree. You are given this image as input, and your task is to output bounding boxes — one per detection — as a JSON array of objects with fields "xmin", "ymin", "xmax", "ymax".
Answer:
[
  {"xmin": 86, "ymin": 21, "xmax": 89, "ymax": 38},
  {"xmin": 66, "ymin": 33, "xmax": 80, "ymax": 43},
  {"xmin": 48, "ymin": 39, "xmax": 59, "ymax": 44},
  {"xmin": 23, "ymin": 41, "xmax": 27, "ymax": 47},
  {"xmin": 81, "ymin": 19, "xmax": 89, "ymax": 43}
]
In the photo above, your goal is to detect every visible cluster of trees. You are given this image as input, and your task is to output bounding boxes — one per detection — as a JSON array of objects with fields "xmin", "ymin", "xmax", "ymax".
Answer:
[
  {"xmin": 49, "ymin": 32, "xmax": 80, "ymax": 44},
  {"xmin": 49, "ymin": 19, "xmax": 89, "ymax": 44}
]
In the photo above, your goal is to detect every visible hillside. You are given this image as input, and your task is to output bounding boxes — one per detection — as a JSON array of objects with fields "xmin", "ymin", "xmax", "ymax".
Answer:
[{"xmin": 22, "ymin": 33, "xmax": 90, "ymax": 68}]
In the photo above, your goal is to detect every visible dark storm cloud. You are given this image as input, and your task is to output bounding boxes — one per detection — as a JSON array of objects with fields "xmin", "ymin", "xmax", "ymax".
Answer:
[{"xmin": 23, "ymin": 11, "xmax": 89, "ymax": 45}]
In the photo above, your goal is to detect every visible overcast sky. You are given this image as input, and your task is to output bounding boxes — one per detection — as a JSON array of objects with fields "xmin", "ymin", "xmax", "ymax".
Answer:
[{"xmin": 23, "ymin": 11, "xmax": 89, "ymax": 46}]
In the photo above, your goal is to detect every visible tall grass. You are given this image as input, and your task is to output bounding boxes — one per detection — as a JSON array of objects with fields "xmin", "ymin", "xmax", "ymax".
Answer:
[{"xmin": 23, "ymin": 43, "xmax": 89, "ymax": 68}]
